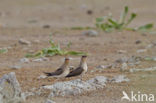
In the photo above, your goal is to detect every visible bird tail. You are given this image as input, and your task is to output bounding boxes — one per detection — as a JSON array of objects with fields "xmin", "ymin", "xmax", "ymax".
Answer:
[
  {"xmin": 44, "ymin": 72, "xmax": 55, "ymax": 76},
  {"xmin": 66, "ymin": 73, "xmax": 78, "ymax": 77},
  {"xmin": 66, "ymin": 74, "xmax": 72, "ymax": 77}
]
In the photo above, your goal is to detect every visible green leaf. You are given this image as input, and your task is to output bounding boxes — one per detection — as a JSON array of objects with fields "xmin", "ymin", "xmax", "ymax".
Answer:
[
  {"xmin": 25, "ymin": 37, "xmax": 87, "ymax": 58},
  {"xmin": 0, "ymin": 48, "xmax": 8, "ymax": 54},
  {"xmin": 67, "ymin": 42, "xmax": 72, "ymax": 48},
  {"xmin": 96, "ymin": 17, "xmax": 104, "ymax": 22},
  {"xmin": 71, "ymin": 26, "xmax": 92, "ymax": 30},
  {"xmin": 108, "ymin": 19, "xmax": 118, "ymax": 26},
  {"xmin": 144, "ymin": 57, "xmax": 153, "ymax": 61},
  {"xmin": 137, "ymin": 24, "xmax": 153, "ymax": 31},
  {"xmin": 119, "ymin": 6, "xmax": 129, "ymax": 24},
  {"xmin": 67, "ymin": 51, "xmax": 87, "ymax": 56},
  {"xmin": 124, "ymin": 13, "xmax": 137, "ymax": 27}
]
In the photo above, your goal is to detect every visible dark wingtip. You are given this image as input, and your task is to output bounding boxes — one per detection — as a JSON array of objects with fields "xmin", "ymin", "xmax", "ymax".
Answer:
[
  {"xmin": 65, "ymin": 75, "xmax": 72, "ymax": 78},
  {"xmin": 44, "ymin": 72, "xmax": 52, "ymax": 76}
]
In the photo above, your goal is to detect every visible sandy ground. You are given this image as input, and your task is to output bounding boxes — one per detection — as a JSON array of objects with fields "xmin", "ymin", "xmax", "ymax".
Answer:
[{"xmin": 0, "ymin": 0, "xmax": 156, "ymax": 103}]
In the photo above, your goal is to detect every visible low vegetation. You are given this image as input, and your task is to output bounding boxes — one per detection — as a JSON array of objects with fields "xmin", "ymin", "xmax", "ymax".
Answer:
[
  {"xmin": 95, "ymin": 6, "xmax": 154, "ymax": 33},
  {"xmin": 70, "ymin": 6, "xmax": 155, "ymax": 34},
  {"xmin": 0, "ymin": 48, "xmax": 8, "ymax": 54},
  {"xmin": 26, "ymin": 36, "xmax": 87, "ymax": 58}
]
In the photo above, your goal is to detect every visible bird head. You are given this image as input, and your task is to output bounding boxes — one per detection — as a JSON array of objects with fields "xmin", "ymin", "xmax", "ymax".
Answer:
[
  {"xmin": 81, "ymin": 55, "xmax": 87, "ymax": 62},
  {"xmin": 64, "ymin": 57, "xmax": 70, "ymax": 64}
]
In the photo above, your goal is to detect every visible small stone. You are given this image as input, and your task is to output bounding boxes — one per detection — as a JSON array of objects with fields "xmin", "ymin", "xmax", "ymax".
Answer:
[
  {"xmin": 45, "ymin": 99, "xmax": 56, "ymax": 103},
  {"xmin": 90, "ymin": 69, "xmax": 97, "ymax": 73},
  {"xmin": 103, "ymin": 57, "xmax": 108, "ymax": 61},
  {"xmin": 28, "ymin": 19, "xmax": 38, "ymax": 23},
  {"xmin": 153, "ymin": 41, "xmax": 156, "ymax": 46},
  {"xmin": 111, "ymin": 75, "xmax": 130, "ymax": 83},
  {"xmin": 141, "ymin": 33, "xmax": 147, "ymax": 36},
  {"xmin": 111, "ymin": 63, "xmax": 118, "ymax": 69},
  {"xmin": 129, "ymin": 69, "xmax": 134, "ymax": 73},
  {"xmin": 10, "ymin": 65, "xmax": 22, "ymax": 69},
  {"xmin": 96, "ymin": 64, "xmax": 112, "ymax": 69},
  {"xmin": 19, "ymin": 39, "xmax": 31, "ymax": 45},
  {"xmin": 120, "ymin": 63, "xmax": 128, "ymax": 71},
  {"xmin": 43, "ymin": 25, "xmax": 50, "ymax": 29},
  {"xmin": 82, "ymin": 30, "xmax": 98, "ymax": 37},
  {"xmin": 20, "ymin": 58, "xmax": 29, "ymax": 63},
  {"xmin": 137, "ymin": 49, "xmax": 147, "ymax": 53},
  {"xmin": 87, "ymin": 76, "xmax": 108, "ymax": 87},
  {"xmin": 129, "ymin": 67, "xmax": 156, "ymax": 73},
  {"xmin": 117, "ymin": 50, "xmax": 127, "ymax": 54},
  {"xmin": 32, "ymin": 57, "xmax": 49, "ymax": 62},
  {"xmin": 87, "ymin": 10, "xmax": 93, "ymax": 15},
  {"xmin": 0, "ymin": 72, "xmax": 25, "ymax": 102},
  {"xmin": 6, "ymin": 46, "xmax": 12, "ymax": 49},
  {"xmin": 37, "ymin": 75, "xmax": 47, "ymax": 79},
  {"xmin": 32, "ymin": 58, "xmax": 43, "ymax": 62},
  {"xmin": 42, "ymin": 57, "xmax": 49, "ymax": 61},
  {"xmin": 24, "ymin": 92, "xmax": 35, "ymax": 98},
  {"xmin": 135, "ymin": 40, "xmax": 142, "ymax": 44},
  {"xmin": 153, "ymin": 57, "xmax": 156, "ymax": 61},
  {"xmin": 33, "ymin": 40, "xmax": 40, "ymax": 44},
  {"xmin": 146, "ymin": 44, "xmax": 153, "ymax": 49},
  {"xmin": 115, "ymin": 57, "xmax": 128, "ymax": 63}
]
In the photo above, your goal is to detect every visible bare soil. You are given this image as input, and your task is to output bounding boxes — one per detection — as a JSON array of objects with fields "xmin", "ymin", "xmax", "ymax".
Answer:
[{"xmin": 0, "ymin": 0, "xmax": 156, "ymax": 103}]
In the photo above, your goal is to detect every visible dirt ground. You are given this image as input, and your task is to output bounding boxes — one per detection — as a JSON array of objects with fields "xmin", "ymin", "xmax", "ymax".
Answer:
[{"xmin": 0, "ymin": 0, "xmax": 156, "ymax": 103}]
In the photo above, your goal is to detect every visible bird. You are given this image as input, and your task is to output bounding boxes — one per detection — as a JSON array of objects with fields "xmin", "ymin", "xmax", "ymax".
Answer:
[
  {"xmin": 66, "ymin": 55, "xmax": 87, "ymax": 78},
  {"xmin": 44, "ymin": 57, "xmax": 70, "ymax": 78}
]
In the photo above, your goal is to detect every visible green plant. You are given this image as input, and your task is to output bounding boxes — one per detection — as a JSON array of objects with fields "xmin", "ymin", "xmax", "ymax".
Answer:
[
  {"xmin": 0, "ymin": 48, "xmax": 8, "ymax": 54},
  {"xmin": 25, "ymin": 36, "xmax": 87, "ymax": 58},
  {"xmin": 133, "ymin": 23, "xmax": 154, "ymax": 32},
  {"xmin": 70, "ymin": 26, "xmax": 93, "ymax": 30},
  {"xmin": 96, "ymin": 6, "xmax": 154, "ymax": 33}
]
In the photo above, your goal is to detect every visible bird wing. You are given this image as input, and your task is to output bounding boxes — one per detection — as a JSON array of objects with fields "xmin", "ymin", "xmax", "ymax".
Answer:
[
  {"xmin": 44, "ymin": 68, "xmax": 63, "ymax": 76},
  {"xmin": 66, "ymin": 67, "xmax": 83, "ymax": 77}
]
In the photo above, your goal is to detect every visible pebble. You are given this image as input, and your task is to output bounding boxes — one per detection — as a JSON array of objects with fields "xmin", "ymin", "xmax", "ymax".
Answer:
[
  {"xmin": 20, "ymin": 58, "xmax": 29, "ymax": 63},
  {"xmin": 10, "ymin": 65, "xmax": 22, "ymax": 69},
  {"xmin": 87, "ymin": 10, "xmax": 93, "ymax": 15},
  {"xmin": 96, "ymin": 64, "xmax": 112, "ymax": 69},
  {"xmin": 129, "ymin": 67, "xmax": 156, "ymax": 73},
  {"xmin": 136, "ymin": 49, "xmax": 147, "ymax": 53},
  {"xmin": 45, "ymin": 99, "xmax": 56, "ymax": 103},
  {"xmin": 32, "ymin": 57, "xmax": 49, "ymax": 62},
  {"xmin": 33, "ymin": 40, "xmax": 40, "ymax": 44},
  {"xmin": 120, "ymin": 63, "xmax": 128, "ymax": 71},
  {"xmin": 0, "ymin": 72, "xmax": 25, "ymax": 102},
  {"xmin": 37, "ymin": 75, "xmax": 47, "ymax": 79},
  {"xmin": 146, "ymin": 44, "xmax": 153, "ymax": 49},
  {"xmin": 43, "ymin": 25, "xmax": 50, "ymax": 29},
  {"xmin": 115, "ymin": 57, "xmax": 128, "ymax": 63},
  {"xmin": 135, "ymin": 40, "xmax": 142, "ymax": 44},
  {"xmin": 117, "ymin": 50, "xmax": 127, "ymax": 54},
  {"xmin": 82, "ymin": 30, "xmax": 98, "ymax": 37},
  {"xmin": 19, "ymin": 39, "xmax": 31, "ymax": 45}
]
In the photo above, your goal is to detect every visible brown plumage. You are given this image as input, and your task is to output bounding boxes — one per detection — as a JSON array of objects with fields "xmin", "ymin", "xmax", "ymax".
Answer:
[
  {"xmin": 44, "ymin": 57, "xmax": 70, "ymax": 77},
  {"xmin": 66, "ymin": 56, "xmax": 87, "ymax": 77}
]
